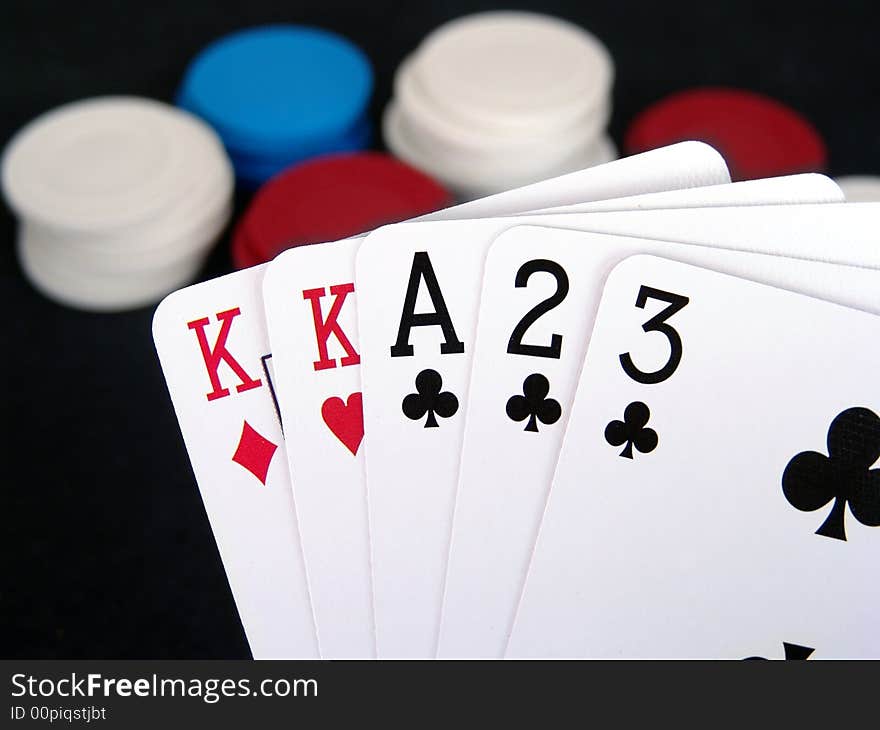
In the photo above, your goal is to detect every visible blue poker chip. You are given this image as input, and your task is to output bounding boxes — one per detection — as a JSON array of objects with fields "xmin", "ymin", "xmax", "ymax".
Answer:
[
  {"xmin": 229, "ymin": 115, "xmax": 373, "ymax": 188},
  {"xmin": 177, "ymin": 25, "xmax": 373, "ymax": 160}
]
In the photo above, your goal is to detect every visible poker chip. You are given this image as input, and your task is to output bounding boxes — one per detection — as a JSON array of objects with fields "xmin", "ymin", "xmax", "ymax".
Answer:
[
  {"xmin": 232, "ymin": 152, "xmax": 451, "ymax": 268},
  {"xmin": 4, "ymin": 97, "xmax": 188, "ymax": 230},
  {"xmin": 229, "ymin": 118, "xmax": 373, "ymax": 190},
  {"xmin": 383, "ymin": 100, "xmax": 615, "ymax": 200},
  {"xmin": 624, "ymin": 88, "xmax": 827, "ymax": 181},
  {"xmin": 18, "ymin": 224, "xmax": 212, "ymax": 311},
  {"xmin": 835, "ymin": 175, "xmax": 880, "ymax": 202},
  {"xmin": 414, "ymin": 12, "xmax": 612, "ymax": 130},
  {"xmin": 177, "ymin": 25, "xmax": 373, "ymax": 187},
  {"xmin": 383, "ymin": 11, "xmax": 615, "ymax": 199},
  {"xmin": 1, "ymin": 96, "xmax": 233, "ymax": 311}
]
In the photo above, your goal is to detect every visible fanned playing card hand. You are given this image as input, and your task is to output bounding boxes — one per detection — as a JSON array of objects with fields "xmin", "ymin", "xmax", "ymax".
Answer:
[{"xmin": 154, "ymin": 148, "xmax": 880, "ymax": 659}]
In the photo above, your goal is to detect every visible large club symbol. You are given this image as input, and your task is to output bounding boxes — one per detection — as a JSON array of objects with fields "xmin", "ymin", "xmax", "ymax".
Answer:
[{"xmin": 782, "ymin": 406, "xmax": 880, "ymax": 541}]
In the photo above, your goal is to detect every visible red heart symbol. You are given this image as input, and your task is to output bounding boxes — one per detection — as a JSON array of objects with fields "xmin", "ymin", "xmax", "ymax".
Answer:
[{"xmin": 321, "ymin": 393, "xmax": 364, "ymax": 456}]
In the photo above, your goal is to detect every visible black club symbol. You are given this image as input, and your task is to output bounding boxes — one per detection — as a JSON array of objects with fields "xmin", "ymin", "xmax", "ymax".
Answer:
[
  {"xmin": 604, "ymin": 401, "xmax": 658, "ymax": 459},
  {"xmin": 506, "ymin": 374, "xmax": 562, "ymax": 433},
  {"xmin": 402, "ymin": 368, "xmax": 459, "ymax": 428},
  {"xmin": 782, "ymin": 406, "xmax": 880, "ymax": 541}
]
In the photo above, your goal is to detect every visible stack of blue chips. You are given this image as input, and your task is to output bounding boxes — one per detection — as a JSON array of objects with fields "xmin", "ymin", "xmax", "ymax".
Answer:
[{"xmin": 177, "ymin": 25, "xmax": 374, "ymax": 188}]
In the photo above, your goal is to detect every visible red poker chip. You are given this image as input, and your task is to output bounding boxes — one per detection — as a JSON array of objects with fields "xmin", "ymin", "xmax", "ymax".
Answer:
[
  {"xmin": 624, "ymin": 88, "xmax": 827, "ymax": 181},
  {"xmin": 232, "ymin": 151, "xmax": 451, "ymax": 267}
]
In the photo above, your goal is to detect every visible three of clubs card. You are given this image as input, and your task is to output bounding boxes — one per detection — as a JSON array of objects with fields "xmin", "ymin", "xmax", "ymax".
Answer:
[{"xmin": 153, "ymin": 142, "xmax": 880, "ymax": 658}]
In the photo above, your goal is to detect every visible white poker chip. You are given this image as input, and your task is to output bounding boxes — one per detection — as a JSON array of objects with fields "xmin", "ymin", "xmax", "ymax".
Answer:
[
  {"xmin": 382, "ymin": 100, "xmax": 469, "ymax": 192},
  {"xmin": 385, "ymin": 100, "xmax": 615, "ymax": 198},
  {"xmin": 835, "ymin": 176, "xmax": 880, "ymax": 202},
  {"xmin": 27, "ymin": 198, "xmax": 231, "ymax": 275},
  {"xmin": 413, "ymin": 11, "xmax": 613, "ymax": 129},
  {"xmin": 2, "ymin": 95, "xmax": 234, "ymax": 311},
  {"xmin": 37, "ymin": 140, "xmax": 233, "ymax": 271},
  {"xmin": 2, "ymin": 97, "xmax": 199, "ymax": 231},
  {"xmin": 17, "ymin": 225, "xmax": 214, "ymax": 312},
  {"xmin": 384, "ymin": 99, "xmax": 599, "ymax": 184},
  {"xmin": 394, "ymin": 55, "xmax": 611, "ymax": 152},
  {"xmin": 382, "ymin": 12, "xmax": 615, "ymax": 199}
]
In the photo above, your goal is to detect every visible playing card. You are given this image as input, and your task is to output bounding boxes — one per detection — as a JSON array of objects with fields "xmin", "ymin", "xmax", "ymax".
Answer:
[
  {"xmin": 261, "ymin": 238, "xmax": 371, "ymax": 658},
  {"xmin": 153, "ymin": 267, "xmax": 318, "ymax": 659},
  {"xmin": 355, "ymin": 177, "xmax": 840, "ymax": 657},
  {"xmin": 439, "ymin": 225, "xmax": 880, "ymax": 657},
  {"xmin": 257, "ymin": 142, "xmax": 731, "ymax": 657},
  {"xmin": 544, "ymin": 202, "xmax": 880, "ymax": 265},
  {"xmin": 508, "ymin": 255, "xmax": 880, "ymax": 658},
  {"xmin": 533, "ymin": 172, "xmax": 842, "ymax": 214}
]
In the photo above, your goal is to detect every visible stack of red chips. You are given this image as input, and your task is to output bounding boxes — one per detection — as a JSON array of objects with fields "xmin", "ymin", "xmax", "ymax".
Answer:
[
  {"xmin": 233, "ymin": 152, "xmax": 451, "ymax": 268},
  {"xmin": 624, "ymin": 88, "xmax": 827, "ymax": 182}
]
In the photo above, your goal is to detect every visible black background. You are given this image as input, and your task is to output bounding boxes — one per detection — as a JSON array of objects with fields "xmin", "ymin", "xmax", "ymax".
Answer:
[{"xmin": 2, "ymin": 0, "xmax": 878, "ymax": 659}]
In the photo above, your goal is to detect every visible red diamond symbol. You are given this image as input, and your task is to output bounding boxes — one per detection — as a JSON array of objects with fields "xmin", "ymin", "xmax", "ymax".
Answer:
[{"xmin": 232, "ymin": 420, "xmax": 278, "ymax": 485}]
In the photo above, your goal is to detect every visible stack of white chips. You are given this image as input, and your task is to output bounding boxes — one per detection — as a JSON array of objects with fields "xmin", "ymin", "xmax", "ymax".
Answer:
[
  {"xmin": 383, "ymin": 11, "xmax": 615, "ymax": 200},
  {"xmin": 2, "ymin": 97, "xmax": 233, "ymax": 312}
]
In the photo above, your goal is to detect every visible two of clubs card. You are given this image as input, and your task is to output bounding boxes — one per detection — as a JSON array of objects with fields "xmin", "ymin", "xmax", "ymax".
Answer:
[{"xmin": 153, "ymin": 141, "xmax": 880, "ymax": 659}]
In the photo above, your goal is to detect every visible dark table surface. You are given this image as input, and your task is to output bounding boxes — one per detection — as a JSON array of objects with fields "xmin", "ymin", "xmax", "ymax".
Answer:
[{"xmin": 2, "ymin": 0, "xmax": 878, "ymax": 658}]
